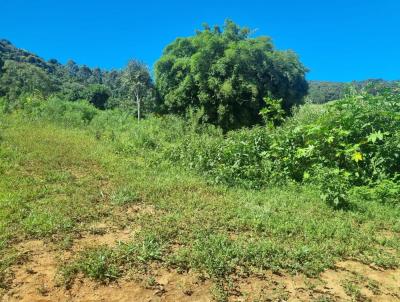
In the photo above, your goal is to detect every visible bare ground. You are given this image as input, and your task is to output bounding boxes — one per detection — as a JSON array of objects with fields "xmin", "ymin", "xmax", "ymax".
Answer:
[
  {"xmin": 2, "ymin": 200, "xmax": 399, "ymax": 302},
  {"xmin": 1, "ymin": 226, "xmax": 399, "ymax": 302}
]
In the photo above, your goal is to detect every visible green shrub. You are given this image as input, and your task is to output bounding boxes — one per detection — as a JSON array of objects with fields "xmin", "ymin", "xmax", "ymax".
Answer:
[
  {"xmin": 169, "ymin": 91, "xmax": 400, "ymax": 207},
  {"xmin": 155, "ymin": 20, "xmax": 308, "ymax": 131},
  {"xmin": 20, "ymin": 94, "xmax": 98, "ymax": 126},
  {"xmin": 306, "ymin": 166, "xmax": 351, "ymax": 209},
  {"xmin": 352, "ymin": 179, "xmax": 400, "ymax": 206}
]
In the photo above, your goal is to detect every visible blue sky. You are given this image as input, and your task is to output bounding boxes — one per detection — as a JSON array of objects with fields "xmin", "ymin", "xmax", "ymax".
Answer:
[{"xmin": 1, "ymin": 0, "xmax": 399, "ymax": 81}]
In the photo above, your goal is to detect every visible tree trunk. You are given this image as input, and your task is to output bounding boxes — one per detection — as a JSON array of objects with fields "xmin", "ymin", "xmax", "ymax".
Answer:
[{"xmin": 136, "ymin": 94, "xmax": 140, "ymax": 121}]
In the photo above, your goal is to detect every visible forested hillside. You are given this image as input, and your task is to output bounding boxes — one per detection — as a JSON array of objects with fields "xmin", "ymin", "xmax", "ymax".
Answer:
[{"xmin": 0, "ymin": 39, "xmax": 156, "ymax": 114}]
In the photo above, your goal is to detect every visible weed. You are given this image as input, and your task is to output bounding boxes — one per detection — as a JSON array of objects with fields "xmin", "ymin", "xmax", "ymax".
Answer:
[
  {"xmin": 366, "ymin": 279, "xmax": 381, "ymax": 295},
  {"xmin": 341, "ymin": 279, "xmax": 366, "ymax": 302},
  {"xmin": 110, "ymin": 187, "xmax": 140, "ymax": 205},
  {"xmin": 210, "ymin": 281, "xmax": 229, "ymax": 302},
  {"xmin": 71, "ymin": 246, "xmax": 120, "ymax": 283}
]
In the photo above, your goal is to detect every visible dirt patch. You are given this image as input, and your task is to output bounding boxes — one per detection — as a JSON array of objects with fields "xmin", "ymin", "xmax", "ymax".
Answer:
[
  {"xmin": 1, "ymin": 238, "xmax": 212, "ymax": 302},
  {"xmin": 1, "ymin": 240, "xmax": 68, "ymax": 302},
  {"xmin": 63, "ymin": 274, "xmax": 212, "ymax": 302},
  {"xmin": 72, "ymin": 223, "xmax": 136, "ymax": 252},
  {"xmin": 233, "ymin": 263, "xmax": 400, "ymax": 301},
  {"xmin": 126, "ymin": 204, "xmax": 156, "ymax": 216},
  {"xmin": 2, "ymin": 238, "xmax": 400, "ymax": 302},
  {"xmin": 334, "ymin": 260, "xmax": 400, "ymax": 300}
]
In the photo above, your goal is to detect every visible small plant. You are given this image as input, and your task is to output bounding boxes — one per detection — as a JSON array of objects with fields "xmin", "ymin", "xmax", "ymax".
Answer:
[
  {"xmin": 88, "ymin": 226, "xmax": 107, "ymax": 236},
  {"xmin": 307, "ymin": 166, "xmax": 351, "ymax": 209},
  {"xmin": 210, "ymin": 281, "xmax": 229, "ymax": 302},
  {"xmin": 110, "ymin": 187, "xmax": 140, "ymax": 205},
  {"xmin": 188, "ymin": 234, "xmax": 241, "ymax": 278},
  {"xmin": 259, "ymin": 97, "xmax": 286, "ymax": 128},
  {"xmin": 341, "ymin": 279, "xmax": 365, "ymax": 301},
  {"xmin": 118, "ymin": 232, "xmax": 165, "ymax": 264},
  {"xmin": 145, "ymin": 275, "xmax": 157, "ymax": 288},
  {"xmin": 366, "ymin": 279, "xmax": 381, "ymax": 295},
  {"xmin": 36, "ymin": 283, "xmax": 49, "ymax": 296},
  {"xmin": 72, "ymin": 247, "xmax": 120, "ymax": 283}
]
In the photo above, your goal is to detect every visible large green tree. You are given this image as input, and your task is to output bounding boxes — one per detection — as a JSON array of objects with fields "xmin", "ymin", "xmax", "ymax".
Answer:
[{"xmin": 155, "ymin": 20, "xmax": 308, "ymax": 130}]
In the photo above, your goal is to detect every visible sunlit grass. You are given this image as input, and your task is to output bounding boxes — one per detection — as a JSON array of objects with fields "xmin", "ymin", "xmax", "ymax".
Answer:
[{"xmin": 1, "ymin": 112, "xmax": 399, "ymax": 292}]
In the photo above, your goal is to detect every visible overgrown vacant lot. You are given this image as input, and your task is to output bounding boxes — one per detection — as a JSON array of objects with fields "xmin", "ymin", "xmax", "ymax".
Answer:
[{"xmin": 0, "ymin": 112, "xmax": 399, "ymax": 301}]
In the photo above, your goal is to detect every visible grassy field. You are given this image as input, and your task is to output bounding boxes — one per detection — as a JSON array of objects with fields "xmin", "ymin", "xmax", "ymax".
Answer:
[{"xmin": 1, "ymin": 109, "xmax": 400, "ymax": 301}]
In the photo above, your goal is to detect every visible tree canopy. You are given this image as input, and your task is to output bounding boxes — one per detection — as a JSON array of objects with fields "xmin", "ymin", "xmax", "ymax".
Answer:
[
  {"xmin": 155, "ymin": 20, "xmax": 309, "ymax": 131},
  {"xmin": 0, "ymin": 60, "xmax": 57, "ymax": 102},
  {"xmin": 121, "ymin": 60, "xmax": 154, "ymax": 119}
]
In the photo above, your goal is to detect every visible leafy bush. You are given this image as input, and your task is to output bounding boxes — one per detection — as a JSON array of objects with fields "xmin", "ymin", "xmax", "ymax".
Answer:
[
  {"xmin": 20, "ymin": 94, "xmax": 99, "ymax": 126},
  {"xmin": 306, "ymin": 166, "xmax": 351, "ymax": 209},
  {"xmin": 169, "ymin": 91, "xmax": 400, "ymax": 207},
  {"xmin": 351, "ymin": 180, "xmax": 400, "ymax": 206}
]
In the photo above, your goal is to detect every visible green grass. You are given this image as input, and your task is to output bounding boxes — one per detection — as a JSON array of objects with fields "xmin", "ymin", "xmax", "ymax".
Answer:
[
  {"xmin": 0, "ymin": 113, "xmax": 115, "ymax": 287},
  {"xmin": 1, "ymin": 111, "xmax": 399, "ymax": 294}
]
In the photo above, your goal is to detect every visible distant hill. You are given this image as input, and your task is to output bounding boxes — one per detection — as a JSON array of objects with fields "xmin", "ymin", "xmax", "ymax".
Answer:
[
  {"xmin": 308, "ymin": 79, "xmax": 400, "ymax": 104},
  {"xmin": 0, "ymin": 38, "xmax": 117, "ymax": 82},
  {"xmin": 0, "ymin": 39, "xmax": 56, "ymax": 71},
  {"xmin": 0, "ymin": 39, "xmax": 131, "ymax": 110}
]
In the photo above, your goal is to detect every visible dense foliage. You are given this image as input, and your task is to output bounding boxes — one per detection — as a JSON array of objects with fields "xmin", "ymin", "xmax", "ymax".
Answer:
[
  {"xmin": 0, "ymin": 39, "xmax": 155, "ymax": 113},
  {"xmin": 0, "ymin": 60, "xmax": 57, "ymax": 105},
  {"xmin": 4, "ymin": 88, "xmax": 399, "ymax": 210},
  {"xmin": 167, "ymin": 91, "xmax": 400, "ymax": 208},
  {"xmin": 155, "ymin": 20, "xmax": 308, "ymax": 130}
]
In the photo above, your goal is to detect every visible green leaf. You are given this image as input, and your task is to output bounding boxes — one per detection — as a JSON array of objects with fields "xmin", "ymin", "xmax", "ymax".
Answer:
[{"xmin": 367, "ymin": 131, "xmax": 384, "ymax": 143}]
